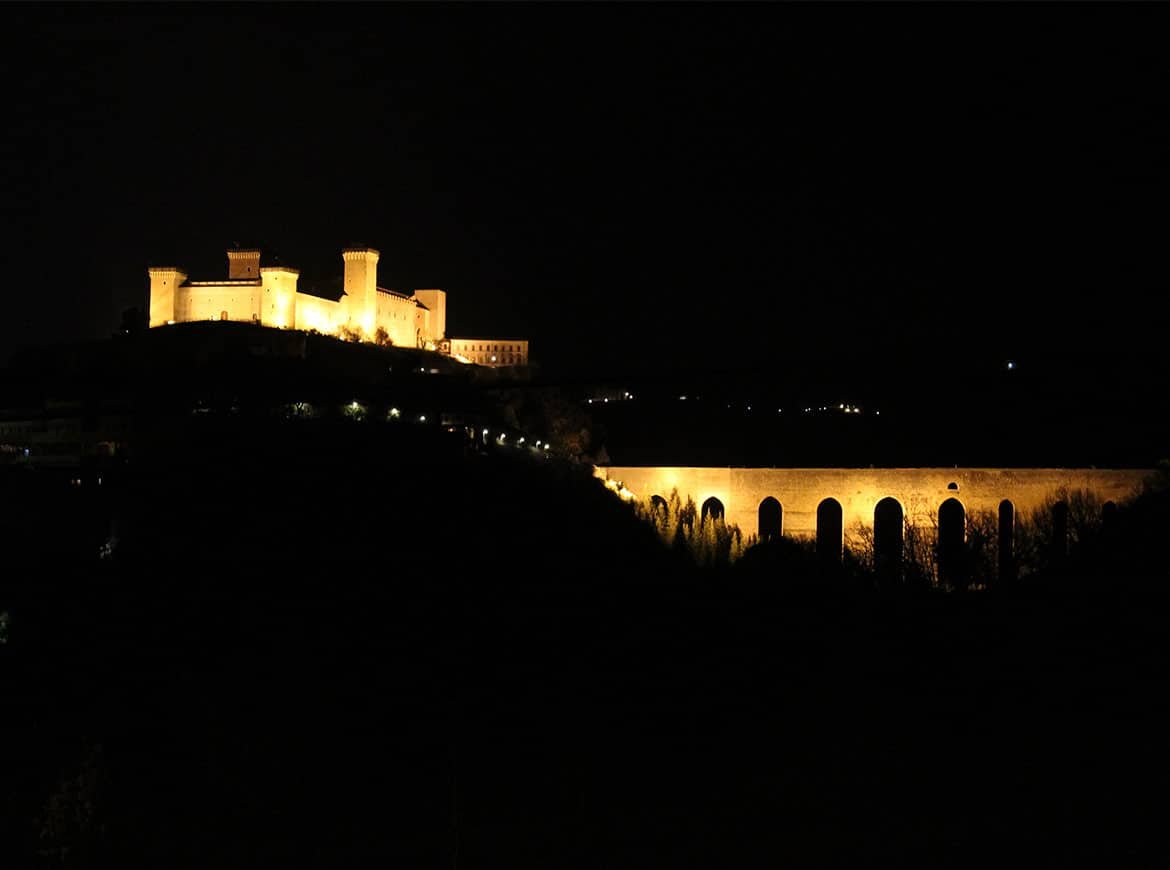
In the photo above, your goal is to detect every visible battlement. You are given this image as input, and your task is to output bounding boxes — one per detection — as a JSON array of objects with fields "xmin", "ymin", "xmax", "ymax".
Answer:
[{"xmin": 226, "ymin": 248, "xmax": 262, "ymax": 279}]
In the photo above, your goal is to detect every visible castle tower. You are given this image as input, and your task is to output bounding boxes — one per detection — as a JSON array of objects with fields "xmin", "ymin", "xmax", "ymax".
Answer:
[
  {"xmin": 147, "ymin": 266, "xmax": 188, "ymax": 327},
  {"xmin": 227, "ymin": 248, "xmax": 261, "ymax": 280},
  {"xmin": 413, "ymin": 289, "xmax": 447, "ymax": 342},
  {"xmin": 342, "ymin": 246, "xmax": 379, "ymax": 338},
  {"xmin": 260, "ymin": 265, "xmax": 300, "ymax": 329}
]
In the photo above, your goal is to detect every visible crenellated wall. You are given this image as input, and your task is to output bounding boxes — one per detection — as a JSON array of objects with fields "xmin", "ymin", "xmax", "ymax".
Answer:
[{"xmin": 598, "ymin": 466, "xmax": 1151, "ymax": 540}]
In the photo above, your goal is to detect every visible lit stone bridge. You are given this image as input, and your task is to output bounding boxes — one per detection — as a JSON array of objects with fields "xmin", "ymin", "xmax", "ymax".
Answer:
[{"xmin": 597, "ymin": 466, "xmax": 1150, "ymax": 568}]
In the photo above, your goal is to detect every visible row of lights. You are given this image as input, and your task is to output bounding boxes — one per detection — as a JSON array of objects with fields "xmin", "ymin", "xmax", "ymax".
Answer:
[
  {"xmin": 347, "ymin": 401, "xmax": 427, "ymax": 423},
  {"xmin": 337, "ymin": 404, "xmax": 553, "ymax": 450},
  {"xmin": 581, "ymin": 393, "xmax": 883, "ymax": 417},
  {"xmin": 481, "ymin": 428, "xmax": 552, "ymax": 451},
  {"xmin": 586, "ymin": 391, "xmax": 635, "ymax": 405}
]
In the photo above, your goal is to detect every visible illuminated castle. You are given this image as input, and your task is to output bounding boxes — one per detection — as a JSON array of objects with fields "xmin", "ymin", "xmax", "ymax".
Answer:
[{"xmin": 147, "ymin": 245, "xmax": 528, "ymax": 367}]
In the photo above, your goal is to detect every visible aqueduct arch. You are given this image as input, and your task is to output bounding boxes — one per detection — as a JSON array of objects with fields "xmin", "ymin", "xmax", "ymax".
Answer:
[
  {"xmin": 598, "ymin": 466, "xmax": 1149, "ymax": 547},
  {"xmin": 758, "ymin": 497, "xmax": 783, "ymax": 541}
]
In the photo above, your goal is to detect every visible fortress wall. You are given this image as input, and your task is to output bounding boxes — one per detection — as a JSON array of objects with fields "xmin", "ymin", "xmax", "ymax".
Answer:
[
  {"xmin": 601, "ymin": 467, "xmax": 1150, "ymax": 539},
  {"xmin": 180, "ymin": 285, "xmax": 259, "ymax": 324},
  {"xmin": 376, "ymin": 292, "xmax": 420, "ymax": 346},
  {"xmin": 295, "ymin": 294, "xmax": 343, "ymax": 334},
  {"xmin": 259, "ymin": 269, "xmax": 299, "ymax": 329}
]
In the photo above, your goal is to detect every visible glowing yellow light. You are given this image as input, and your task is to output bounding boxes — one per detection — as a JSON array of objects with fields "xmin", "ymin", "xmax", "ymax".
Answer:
[{"xmin": 389, "ymin": 407, "xmax": 401, "ymax": 418}]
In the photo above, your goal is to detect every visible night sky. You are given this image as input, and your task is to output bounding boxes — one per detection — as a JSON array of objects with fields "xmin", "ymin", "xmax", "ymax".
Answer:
[{"xmin": 3, "ymin": 3, "xmax": 1169, "ymax": 381}]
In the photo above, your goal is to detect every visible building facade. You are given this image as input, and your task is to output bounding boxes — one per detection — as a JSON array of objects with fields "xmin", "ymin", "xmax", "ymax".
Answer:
[
  {"xmin": 148, "ymin": 245, "xmax": 525, "ymax": 366},
  {"xmin": 448, "ymin": 338, "xmax": 529, "ymax": 367}
]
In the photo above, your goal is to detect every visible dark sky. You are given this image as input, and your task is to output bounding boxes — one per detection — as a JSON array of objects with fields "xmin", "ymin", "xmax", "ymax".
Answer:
[{"xmin": 3, "ymin": 2, "xmax": 1169, "ymax": 379}]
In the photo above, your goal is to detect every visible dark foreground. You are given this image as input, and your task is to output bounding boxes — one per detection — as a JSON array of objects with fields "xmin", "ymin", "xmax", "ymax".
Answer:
[{"xmin": 2, "ymin": 422, "xmax": 1168, "ymax": 868}]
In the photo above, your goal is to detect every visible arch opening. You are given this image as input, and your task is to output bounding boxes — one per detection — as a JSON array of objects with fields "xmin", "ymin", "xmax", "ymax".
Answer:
[
  {"xmin": 873, "ymin": 497, "xmax": 903, "ymax": 579},
  {"xmin": 938, "ymin": 497, "xmax": 966, "ymax": 587},
  {"xmin": 998, "ymin": 499, "xmax": 1015, "ymax": 584},
  {"xmin": 701, "ymin": 497, "xmax": 725, "ymax": 524},
  {"xmin": 816, "ymin": 498, "xmax": 843, "ymax": 565},
  {"xmin": 758, "ymin": 497, "xmax": 782, "ymax": 542}
]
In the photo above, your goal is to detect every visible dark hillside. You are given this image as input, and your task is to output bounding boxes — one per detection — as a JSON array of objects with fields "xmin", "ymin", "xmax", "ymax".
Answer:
[{"xmin": 1, "ymin": 408, "xmax": 1168, "ymax": 868}]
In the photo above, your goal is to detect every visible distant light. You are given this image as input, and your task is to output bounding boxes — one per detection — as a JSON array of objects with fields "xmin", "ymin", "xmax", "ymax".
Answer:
[
  {"xmin": 544, "ymin": 444, "xmax": 550, "ymax": 450},
  {"xmin": 1007, "ymin": 360, "xmax": 1016, "ymax": 370},
  {"xmin": 839, "ymin": 404, "xmax": 844, "ymax": 409},
  {"xmin": 482, "ymin": 428, "xmax": 489, "ymax": 435},
  {"xmin": 491, "ymin": 355, "xmax": 497, "ymax": 362},
  {"xmin": 747, "ymin": 405, "xmax": 752, "ymax": 411},
  {"xmin": 418, "ymin": 415, "xmax": 426, "ymax": 422},
  {"xmin": 389, "ymin": 407, "xmax": 401, "ymax": 418},
  {"xmin": 351, "ymin": 401, "xmax": 360, "ymax": 409},
  {"xmin": 876, "ymin": 410, "xmax": 881, "ymax": 416},
  {"xmin": 518, "ymin": 437, "xmax": 525, "ymax": 444},
  {"xmin": 679, "ymin": 395, "xmax": 687, "ymax": 401},
  {"xmin": 587, "ymin": 399, "xmax": 593, "ymax": 404},
  {"xmin": 603, "ymin": 398, "xmax": 608, "ymax": 403}
]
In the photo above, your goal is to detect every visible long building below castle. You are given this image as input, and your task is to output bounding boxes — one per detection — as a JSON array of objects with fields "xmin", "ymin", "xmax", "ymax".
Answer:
[{"xmin": 147, "ymin": 245, "xmax": 527, "ymax": 366}]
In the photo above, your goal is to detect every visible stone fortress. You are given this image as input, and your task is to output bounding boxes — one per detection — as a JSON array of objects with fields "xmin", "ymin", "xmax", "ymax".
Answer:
[{"xmin": 148, "ymin": 245, "xmax": 527, "ymax": 367}]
